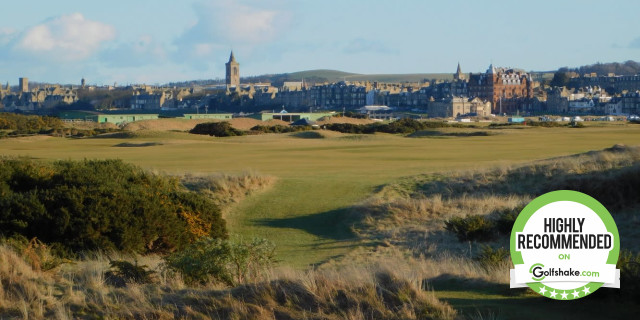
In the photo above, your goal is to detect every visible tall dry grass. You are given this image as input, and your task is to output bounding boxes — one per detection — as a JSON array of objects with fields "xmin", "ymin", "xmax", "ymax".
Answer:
[
  {"xmin": 0, "ymin": 244, "xmax": 456, "ymax": 319},
  {"xmin": 180, "ymin": 172, "xmax": 276, "ymax": 214}
]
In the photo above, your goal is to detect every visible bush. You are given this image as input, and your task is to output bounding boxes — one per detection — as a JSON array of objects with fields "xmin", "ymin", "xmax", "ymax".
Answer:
[
  {"xmin": 190, "ymin": 121, "xmax": 245, "ymax": 137},
  {"xmin": 0, "ymin": 113, "xmax": 64, "ymax": 135},
  {"xmin": 444, "ymin": 215, "xmax": 495, "ymax": 242},
  {"xmin": 494, "ymin": 208, "xmax": 520, "ymax": 236},
  {"xmin": 0, "ymin": 158, "xmax": 227, "ymax": 255},
  {"xmin": 325, "ymin": 119, "xmax": 465, "ymax": 135},
  {"xmin": 249, "ymin": 125, "xmax": 311, "ymax": 134},
  {"xmin": 165, "ymin": 237, "xmax": 276, "ymax": 286},
  {"xmin": 591, "ymin": 250, "xmax": 640, "ymax": 301},
  {"xmin": 617, "ymin": 250, "xmax": 640, "ymax": 300},
  {"xmin": 105, "ymin": 260, "xmax": 155, "ymax": 287},
  {"xmin": 324, "ymin": 122, "xmax": 373, "ymax": 134},
  {"xmin": 475, "ymin": 245, "xmax": 510, "ymax": 270},
  {"xmin": 1, "ymin": 236, "xmax": 65, "ymax": 271},
  {"xmin": 569, "ymin": 120, "xmax": 585, "ymax": 128},
  {"xmin": 526, "ymin": 120, "xmax": 565, "ymax": 127}
]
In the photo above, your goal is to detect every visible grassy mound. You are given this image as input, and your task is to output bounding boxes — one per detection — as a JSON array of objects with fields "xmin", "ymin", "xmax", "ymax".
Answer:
[{"xmin": 180, "ymin": 172, "xmax": 276, "ymax": 213}]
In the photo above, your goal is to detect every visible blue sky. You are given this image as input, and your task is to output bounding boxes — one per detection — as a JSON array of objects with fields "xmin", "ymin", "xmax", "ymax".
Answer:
[{"xmin": 0, "ymin": 0, "xmax": 639, "ymax": 85}]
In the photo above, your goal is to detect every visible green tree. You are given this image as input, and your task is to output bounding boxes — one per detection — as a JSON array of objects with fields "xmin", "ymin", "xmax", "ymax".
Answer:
[{"xmin": 550, "ymin": 71, "xmax": 570, "ymax": 88}]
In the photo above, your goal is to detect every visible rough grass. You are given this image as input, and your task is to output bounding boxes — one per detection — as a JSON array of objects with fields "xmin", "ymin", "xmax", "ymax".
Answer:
[
  {"xmin": 351, "ymin": 144, "xmax": 640, "ymax": 256},
  {"xmin": 340, "ymin": 145, "xmax": 640, "ymax": 318},
  {"xmin": 179, "ymin": 172, "xmax": 276, "ymax": 215},
  {"xmin": 0, "ymin": 244, "xmax": 456, "ymax": 320}
]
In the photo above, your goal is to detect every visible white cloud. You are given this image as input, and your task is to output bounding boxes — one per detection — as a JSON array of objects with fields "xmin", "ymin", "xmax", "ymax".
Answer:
[
  {"xmin": 13, "ymin": 13, "xmax": 115, "ymax": 61},
  {"xmin": 174, "ymin": 0, "xmax": 288, "ymax": 62},
  {"xmin": 0, "ymin": 28, "xmax": 17, "ymax": 46}
]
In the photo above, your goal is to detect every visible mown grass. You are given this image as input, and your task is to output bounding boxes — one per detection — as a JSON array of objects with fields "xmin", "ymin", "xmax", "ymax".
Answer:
[{"xmin": 1, "ymin": 124, "xmax": 640, "ymax": 268}]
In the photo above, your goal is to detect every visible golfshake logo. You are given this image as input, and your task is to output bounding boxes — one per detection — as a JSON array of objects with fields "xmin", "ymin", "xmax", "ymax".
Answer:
[{"xmin": 510, "ymin": 191, "xmax": 620, "ymax": 300}]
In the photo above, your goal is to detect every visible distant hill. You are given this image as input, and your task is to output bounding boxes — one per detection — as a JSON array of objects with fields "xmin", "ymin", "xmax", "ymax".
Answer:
[
  {"xmin": 560, "ymin": 60, "xmax": 640, "ymax": 76},
  {"xmin": 241, "ymin": 69, "xmax": 453, "ymax": 86},
  {"xmin": 344, "ymin": 73, "xmax": 453, "ymax": 83},
  {"xmin": 287, "ymin": 69, "xmax": 358, "ymax": 82}
]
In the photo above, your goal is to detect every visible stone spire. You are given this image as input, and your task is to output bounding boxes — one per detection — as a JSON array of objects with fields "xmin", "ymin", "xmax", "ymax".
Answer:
[
  {"xmin": 229, "ymin": 50, "xmax": 236, "ymax": 63},
  {"xmin": 454, "ymin": 62, "xmax": 465, "ymax": 80}
]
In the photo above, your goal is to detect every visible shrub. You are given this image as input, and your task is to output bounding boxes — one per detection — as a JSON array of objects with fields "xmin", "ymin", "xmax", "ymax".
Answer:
[
  {"xmin": 444, "ymin": 215, "xmax": 495, "ymax": 242},
  {"xmin": 617, "ymin": 250, "xmax": 640, "ymax": 300},
  {"xmin": 569, "ymin": 120, "xmax": 585, "ymax": 128},
  {"xmin": 324, "ymin": 122, "xmax": 371, "ymax": 134},
  {"xmin": 526, "ymin": 120, "xmax": 565, "ymax": 127},
  {"xmin": 190, "ymin": 121, "xmax": 245, "ymax": 137},
  {"xmin": 165, "ymin": 237, "xmax": 276, "ymax": 286},
  {"xmin": 325, "ymin": 119, "xmax": 464, "ymax": 135},
  {"xmin": 249, "ymin": 124, "xmax": 311, "ymax": 134},
  {"xmin": 0, "ymin": 113, "xmax": 64, "ymax": 135},
  {"xmin": 494, "ymin": 208, "xmax": 520, "ymax": 236},
  {"xmin": 591, "ymin": 250, "xmax": 640, "ymax": 301},
  {"xmin": 1, "ymin": 236, "xmax": 65, "ymax": 271},
  {"xmin": 0, "ymin": 158, "xmax": 227, "ymax": 254},
  {"xmin": 475, "ymin": 245, "xmax": 510, "ymax": 270},
  {"xmin": 105, "ymin": 260, "xmax": 155, "ymax": 287}
]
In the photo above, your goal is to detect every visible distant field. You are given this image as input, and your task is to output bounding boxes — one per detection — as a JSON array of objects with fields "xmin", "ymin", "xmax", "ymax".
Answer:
[{"xmin": 1, "ymin": 124, "xmax": 639, "ymax": 267}]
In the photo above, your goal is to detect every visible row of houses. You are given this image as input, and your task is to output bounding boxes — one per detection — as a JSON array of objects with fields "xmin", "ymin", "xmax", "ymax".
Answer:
[
  {"xmin": 568, "ymin": 73, "xmax": 640, "ymax": 93},
  {"xmin": 547, "ymin": 86, "xmax": 640, "ymax": 115},
  {"xmin": 0, "ymin": 78, "xmax": 78, "ymax": 111}
]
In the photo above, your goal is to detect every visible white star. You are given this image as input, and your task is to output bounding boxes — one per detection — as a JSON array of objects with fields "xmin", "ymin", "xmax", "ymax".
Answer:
[
  {"xmin": 538, "ymin": 286, "xmax": 547, "ymax": 295},
  {"xmin": 582, "ymin": 286, "xmax": 591, "ymax": 295},
  {"xmin": 549, "ymin": 290, "xmax": 558, "ymax": 298},
  {"xmin": 561, "ymin": 291, "xmax": 569, "ymax": 299},
  {"xmin": 572, "ymin": 290, "xmax": 580, "ymax": 298}
]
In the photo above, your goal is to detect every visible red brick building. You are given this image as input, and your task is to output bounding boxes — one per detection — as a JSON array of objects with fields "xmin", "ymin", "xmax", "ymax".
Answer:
[{"xmin": 468, "ymin": 65, "xmax": 533, "ymax": 114}]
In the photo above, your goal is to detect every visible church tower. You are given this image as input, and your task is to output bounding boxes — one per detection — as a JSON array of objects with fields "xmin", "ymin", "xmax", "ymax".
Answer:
[
  {"xmin": 225, "ymin": 51, "xmax": 240, "ymax": 87},
  {"xmin": 454, "ymin": 62, "xmax": 465, "ymax": 81}
]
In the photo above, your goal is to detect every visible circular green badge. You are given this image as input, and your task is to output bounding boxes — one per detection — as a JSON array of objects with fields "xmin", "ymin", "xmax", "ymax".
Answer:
[{"xmin": 510, "ymin": 190, "xmax": 619, "ymax": 300}]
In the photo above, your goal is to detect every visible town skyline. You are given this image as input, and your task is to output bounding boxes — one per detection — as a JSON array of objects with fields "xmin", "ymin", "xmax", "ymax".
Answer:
[{"xmin": 1, "ymin": 0, "xmax": 640, "ymax": 85}]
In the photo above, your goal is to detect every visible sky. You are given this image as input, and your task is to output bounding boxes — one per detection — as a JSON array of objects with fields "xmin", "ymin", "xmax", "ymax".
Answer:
[{"xmin": 0, "ymin": 0, "xmax": 639, "ymax": 85}]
